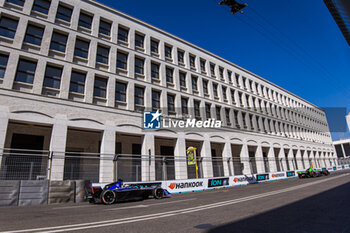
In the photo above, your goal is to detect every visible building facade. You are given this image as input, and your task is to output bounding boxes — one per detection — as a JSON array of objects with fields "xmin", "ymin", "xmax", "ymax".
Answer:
[
  {"xmin": 334, "ymin": 138, "xmax": 350, "ymax": 158},
  {"xmin": 0, "ymin": 0, "xmax": 336, "ymax": 183}
]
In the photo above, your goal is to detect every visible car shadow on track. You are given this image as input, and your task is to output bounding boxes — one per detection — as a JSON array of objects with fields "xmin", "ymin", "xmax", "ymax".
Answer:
[{"xmin": 207, "ymin": 182, "xmax": 350, "ymax": 233}]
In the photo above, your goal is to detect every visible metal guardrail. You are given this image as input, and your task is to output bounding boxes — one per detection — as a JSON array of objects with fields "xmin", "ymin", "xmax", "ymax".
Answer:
[{"xmin": 0, "ymin": 148, "xmax": 347, "ymax": 182}]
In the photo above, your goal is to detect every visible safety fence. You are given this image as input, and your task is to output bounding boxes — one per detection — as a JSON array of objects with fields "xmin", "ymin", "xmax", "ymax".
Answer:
[{"xmin": 0, "ymin": 148, "xmax": 348, "ymax": 183}]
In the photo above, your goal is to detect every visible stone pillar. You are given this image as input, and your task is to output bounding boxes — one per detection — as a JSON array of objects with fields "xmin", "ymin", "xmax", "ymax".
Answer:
[
  {"xmin": 59, "ymin": 66, "xmax": 71, "ymax": 99},
  {"xmin": 0, "ymin": 107, "xmax": 9, "ymax": 172},
  {"xmin": 144, "ymin": 86, "xmax": 152, "ymax": 111},
  {"xmin": 2, "ymin": 53, "xmax": 19, "ymax": 89},
  {"xmin": 84, "ymin": 71, "xmax": 95, "ymax": 104},
  {"xmin": 23, "ymin": 0, "xmax": 34, "ymax": 14},
  {"xmin": 174, "ymin": 133, "xmax": 187, "ymax": 179},
  {"xmin": 320, "ymin": 152, "xmax": 326, "ymax": 168},
  {"xmin": 32, "ymin": 59, "xmax": 46, "ymax": 95},
  {"xmin": 47, "ymin": 0, "xmax": 59, "ymax": 22},
  {"xmin": 13, "ymin": 17, "xmax": 28, "ymax": 49},
  {"xmin": 324, "ymin": 153, "xmax": 330, "ymax": 167},
  {"xmin": 279, "ymin": 148, "xmax": 287, "ymax": 171},
  {"xmin": 127, "ymin": 81, "xmax": 135, "ymax": 111},
  {"xmin": 267, "ymin": 147, "xmax": 277, "ymax": 172},
  {"xmin": 106, "ymin": 77, "xmax": 116, "ymax": 107},
  {"xmin": 222, "ymin": 141, "xmax": 233, "ymax": 176},
  {"xmin": 201, "ymin": 137, "xmax": 213, "ymax": 178},
  {"xmin": 303, "ymin": 150, "xmax": 310, "ymax": 168},
  {"xmin": 40, "ymin": 25, "xmax": 53, "ymax": 56},
  {"xmin": 288, "ymin": 149, "xmax": 295, "ymax": 170},
  {"xmin": 314, "ymin": 151, "xmax": 320, "ymax": 168},
  {"xmin": 333, "ymin": 155, "xmax": 338, "ymax": 166},
  {"xmin": 141, "ymin": 133, "xmax": 155, "ymax": 181},
  {"xmin": 87, "ymin": 40, "xmax": 98, "ymax": 68},
  {"xmin": 255, "ymin": 145, "xmax": 265, "ymax": 173},
  {"xmin": 49, "ymin": 115, "xmax": 68, "ymax": 181},
  {"xmin": 296, "ymin": 150, "xmax": 304, "ymax": 170},
  {"xmin": 240, "ymin": 143, "xmax": 251, "ymax": 175},
  {"xmin": 309, "ymin": 151, "xmax": 316, "ymax": 168},
  {"xmin": 100, "ymin": 123, "xmax": 115, "ymax": 183}
]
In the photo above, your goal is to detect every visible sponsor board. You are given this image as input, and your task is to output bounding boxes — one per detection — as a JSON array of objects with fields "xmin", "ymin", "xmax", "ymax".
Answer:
[
  {"xmin": 256, "ymin": 174, "xmax": 269, "ymax": 181},
  {"xmin": 269, "ymin": 172, "xmax": 286, "ymax": 180},
  {"xmin": 165, "ymin": 179, "xmax": 207, "ymax": 193},
  {"xmin": 338, "ymin": 166, "xmax": 342, "ymax": 170},
  {"xmin": 333, "ymin": 166, "xmax": 337, "ymax": 170},
  {"xmin": 342, "ymin": 165, "xmax": 345, "ymax": 169},
  {"xmin": 208, "ymin": 178, "xmax": 229, "ymax": 188},
  {"xmin": 231, "ymin": 175, "xmax": 257, "ymax": 185},
  {"xmin": 286, "ymin": 171, "xmax": 296, "ymax": 177}
]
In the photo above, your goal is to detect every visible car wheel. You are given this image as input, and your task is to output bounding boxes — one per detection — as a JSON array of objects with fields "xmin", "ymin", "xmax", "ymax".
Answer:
[
  {"xmin": 101, "ymin": 190, "xmax": 116, "ymax": 205},
  {"xmin": 153, "ymin": 188, "xmax": 164, "ymax": 199},
  {"xmin": 310, "ymin": 171, "xmax": 315, "ymax": 178}
]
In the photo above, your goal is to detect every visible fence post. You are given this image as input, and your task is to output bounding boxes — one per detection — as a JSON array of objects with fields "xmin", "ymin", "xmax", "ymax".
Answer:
[{"xmin": 47, "ymin": 151, "xmax": 53, "ymax": 181}]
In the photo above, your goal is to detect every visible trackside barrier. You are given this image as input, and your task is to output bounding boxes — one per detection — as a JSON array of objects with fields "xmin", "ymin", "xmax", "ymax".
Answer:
[
  {"xmin": 75, "ymin": 180, "xmax": 91, "ymax": 203},
  {"xmin": 48, "ymin": 180, "xmax": 75, "ymax": 204},
  {"xmin": 92, "ymin": 166, "xmax": 350, "ymax": 194},
  {"xmin": 0, "ymin": 180, "xmax": 20, "ymax": 206},
  {"xmin": 1, "ymin": 167, "xmax": 347, "ymax": 206},
  {"xmin": 163, "ymin": 179, "xmax": 209, "ymax": 193},
  {"xmin": 0, "ymin": 180, "xmax": 91, "ymax": 206},
  {"xmin": 19, "ymin": 180, "xmax": 49, "ymax": 206}
]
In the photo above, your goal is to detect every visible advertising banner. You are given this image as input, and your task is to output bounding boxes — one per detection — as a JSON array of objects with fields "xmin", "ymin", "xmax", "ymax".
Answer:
[
  {"xmin": 269, "ymin": 172, "xmax": 286, "ymax": 180},
  {"xmin": 186, "ymin": 147, "xmax": 196, "ymax": 165},
  {"xmin": 231, "ymin": 175, "xmax": 257, "ymax": 185},
  {"xmin": 256, "ymin": 174, "xmax": 269, "ymax": 182},
  {"xmin": 286, "ymin": 171, "xmax": 296, "ymax": 177},
  {"xmin": 164, "ymin": 179, "xmax": 207, "ymax": 193},
  {"xmin": 207, "ymin": 178, "xmax": 230, "ymax": 188}
]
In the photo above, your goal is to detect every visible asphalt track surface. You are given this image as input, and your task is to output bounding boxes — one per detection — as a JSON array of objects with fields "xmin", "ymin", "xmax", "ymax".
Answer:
[{"xmin": 0, "ymin": 170, "xmax": 350, "ymax": 233}]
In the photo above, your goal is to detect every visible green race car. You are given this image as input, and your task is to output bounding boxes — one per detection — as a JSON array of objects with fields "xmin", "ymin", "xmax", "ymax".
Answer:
[{"xmin": 298, "ymin": 167, "xmax": 330, "ymax": 178}]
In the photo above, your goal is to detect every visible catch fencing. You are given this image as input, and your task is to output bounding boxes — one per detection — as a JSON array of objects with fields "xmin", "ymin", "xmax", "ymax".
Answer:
[{"xmin": 0, "ymin": 148, "xmax": 348, "ymax": 183}]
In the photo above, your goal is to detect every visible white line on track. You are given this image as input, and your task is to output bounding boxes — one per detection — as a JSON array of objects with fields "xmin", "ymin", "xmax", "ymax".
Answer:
[
  {"xmin": 52, "ymin": 205, "xmax": 93, "ymax": 210},
  {"xmin": 104, "ymin": 198, "xmax": 197, "ymax": 211},
  {"xmin": 2, "ymin": 173, "xmax": 349, "ymax": 233}
]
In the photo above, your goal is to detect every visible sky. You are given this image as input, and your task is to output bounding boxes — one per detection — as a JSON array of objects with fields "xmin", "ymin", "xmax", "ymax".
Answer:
[{"xmin": 96, "ymin": 0, "xmax": 350, "ymax": 140}]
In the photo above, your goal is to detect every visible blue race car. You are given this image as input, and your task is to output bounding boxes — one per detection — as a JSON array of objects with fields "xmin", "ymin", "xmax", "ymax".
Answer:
[{"xmin": 88, "ymin": 179, "xmax": 170, "ymax": 205}]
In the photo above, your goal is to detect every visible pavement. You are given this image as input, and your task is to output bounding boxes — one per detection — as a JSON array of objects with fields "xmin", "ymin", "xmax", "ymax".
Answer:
[{"xmin": 0, "ymin": 170, "xmax": 350, "ymax": 233}]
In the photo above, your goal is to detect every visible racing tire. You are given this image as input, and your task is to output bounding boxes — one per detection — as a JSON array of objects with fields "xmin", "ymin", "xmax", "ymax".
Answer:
[
  {"xmin": 310, "ymin": 171, "xmax": 315, "ymax": 178},
  {"xmin": 153, "ymin": 188, "xmax": 164, "ymax": 199},
  {"xmin": 101, "ymin": 190, "xmax": 116, "ymax": 205}
]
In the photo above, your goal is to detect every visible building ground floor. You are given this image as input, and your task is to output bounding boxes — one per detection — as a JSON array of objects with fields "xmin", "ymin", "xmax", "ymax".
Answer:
[{"xmin": 0, "ymin": 90, "xmax": 337, "ymax": 183}]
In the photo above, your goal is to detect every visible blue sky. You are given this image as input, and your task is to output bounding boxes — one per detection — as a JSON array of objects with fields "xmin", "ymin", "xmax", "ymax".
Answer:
[{"xmin": 97, "ymin": 0, "xmax": 350, "ymax": 140}]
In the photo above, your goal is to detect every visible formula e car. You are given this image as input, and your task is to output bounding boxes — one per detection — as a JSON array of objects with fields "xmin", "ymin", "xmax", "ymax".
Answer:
[
  {"xmin": 88, "ymin": 179, "xmax": 170, "ymax": 205},
  {"xmin": 298, "ymin": 167, "xmax": 330, "ymax": 179}
]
